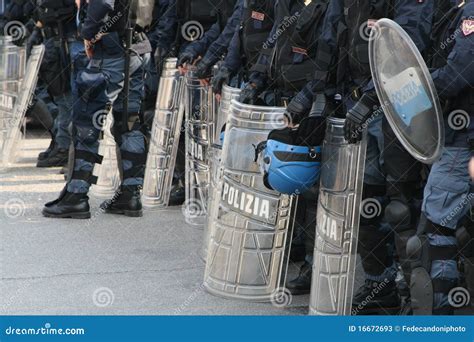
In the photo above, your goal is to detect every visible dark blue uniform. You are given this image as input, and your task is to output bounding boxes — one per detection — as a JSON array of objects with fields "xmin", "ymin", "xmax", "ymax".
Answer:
[
  {"xmin": 412, "ymin": 0, "xmax": 474, "ymax": 314},
  {"xmin": 300, "ymin": 0, "xmax": 437, "ymax": 313},
  {"xmin": 43, "ymin": 0, "xmax": 151, "ymax": 219}
]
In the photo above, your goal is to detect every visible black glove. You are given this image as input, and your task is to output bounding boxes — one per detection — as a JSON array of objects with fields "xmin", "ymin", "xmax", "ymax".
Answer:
[
  {"xmin": 239, "ymin": 83, "xmax": 259, "ymax": 105},
  {"xmin": 211, "ymin": 66, "xmax": 231, "ymax": 94},
  {"xmin": 154, "ymin": 46, "xmax": 168, "ymax": 76},
  {"xmin": 177, "ymin": 51, "xmax": 196, "ymax": 68},
  {"xmin": 26, "ymin": 26, "xmax": 42, "ymax": 58},
  {"xmin": 195, "ymin": 59, "xmax": 213, "ymax": 79},
  {"xmin": 344, "ymin": 92, "xmax": 379, "ymax": 144},
  {"xmin": 285, "ymin": 97, "xmax": 310, "ymax": 126},
  {"xmin": 296, "ymin": 115, "xmax": 326, "ymax": 146}
]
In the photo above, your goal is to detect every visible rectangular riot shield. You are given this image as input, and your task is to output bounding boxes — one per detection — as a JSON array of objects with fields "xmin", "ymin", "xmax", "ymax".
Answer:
[
  {"xmin": 202, "ymin": 86, "xmax": 241, "ymax": 260},
  {"xmin": 183, "ymin": 69, "xmax": 217, "ymax": 226},
  {"xmin": 204, "ymin": 100, "xmax": 295, "ymax": 301},
  {"xmin": 0, "ymin": 44, "xmax": 43, "ymax": 169},
  {"xmin": 309, "ymin": 117, "xmax": 367, "ymax": 315},
  {"xmin": 142, "ymin": 58, "xmax": 185, "ymax": 208}
]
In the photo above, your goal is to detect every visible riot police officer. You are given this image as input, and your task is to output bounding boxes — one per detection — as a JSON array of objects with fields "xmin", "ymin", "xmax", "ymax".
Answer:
[
  {"xmin": 42, "ymin": 0, "xmax": 153, "ymax": 219},
  {"xmin": 164, "ymin": 0, "xmax": 239, "ymax": 205},
  {"xmin": 289, "ymin": 0, "xmax": 436, "ymax": 312},
  {"xmin": 32, "ymin": 0, "xmax": 88, "ymax": 168},
  {"xmin": 211, "ymin": 0, "xmax": 275, "ymax": 97},
  {"xmin": 406, "ymin": 0, "xmax": 474, "ymax": 315},
  {"xmin": 143, "ymin": 0, "xmax": 177, "ymax": 113},
  {"xmin": 238, "ymin": 0, "xmax": 330, "ymax": 295}
]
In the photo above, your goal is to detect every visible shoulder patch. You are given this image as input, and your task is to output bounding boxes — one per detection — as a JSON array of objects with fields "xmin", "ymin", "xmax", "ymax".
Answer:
[{"xmin": 462, "ymin": 19, "xmax": 474, "ymax": 36}]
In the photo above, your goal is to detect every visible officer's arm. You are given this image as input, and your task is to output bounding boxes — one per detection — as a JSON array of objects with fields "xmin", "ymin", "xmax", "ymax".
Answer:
[
  {"xmin": 431, "ymin": 6, "xmax": 474, "ymax": 98},
  {"xmin": 199, "ymin": 0, "xmax": 244, "ymax": 66},
  {"xmin": 310, "ymin": 0, "xmax": 343, "ymax": 94},
  {"xmin": 222, "ymin": 28, "xmax": 242, "ymax": 74},
  {"xmin": 182, "ymin": 22, "xmax": 221, "ymax": 57},
  {"xmin": 154, "ymin": 0, "xmax": 177, "ymax": 51},
  {"xmin": 81, "ymin": 0, "xmax": 114, "ymax": 41},
  {"xmin": 394, "ymin": 0, "xmax": 434, "ymax": 54}
]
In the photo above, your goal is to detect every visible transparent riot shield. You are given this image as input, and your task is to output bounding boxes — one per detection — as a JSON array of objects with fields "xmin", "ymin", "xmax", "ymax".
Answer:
[
  {"xmin": 369, "ymin": 18, "xmax": 443, "ymax": 164},
  {"xmin": 202, "ymin": 86, "xmax": 241, "ymax": 260},
  {"xmin": 309, "ymin": 117, "xmax": 367, "ymax": 315},
  {"xmin": 204, "ymin": 100, "xmax": 295, "ymax": 301},
  {"xmin": 183, "ymin": 69, "xmax": 217, "ymax": 226},
  {"xmin": 142, "ymin": 58, "xmax": 185, "ymax": 208},
  {"xmin": 0, "ymin": 43, "xmax": 43, "ymax": 169},
  {"xmin": 213, "ymin": 84, "xmax": 241, "ymax": 144},
  {"xmin": 90, "ymin": 112, "xmax": 120, "ymax": 198}
]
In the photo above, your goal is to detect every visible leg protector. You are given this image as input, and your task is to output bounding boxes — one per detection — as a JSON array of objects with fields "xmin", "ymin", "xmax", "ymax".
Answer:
[{"xmin": 112, "ymin": 111, "xmax": 147, "ymax": 186}]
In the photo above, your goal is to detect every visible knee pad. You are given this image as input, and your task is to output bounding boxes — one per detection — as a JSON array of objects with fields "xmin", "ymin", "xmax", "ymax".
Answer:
[
  {"xmin": 385, "ymin": 200, "xmax": 411, "ymax": 229},
  {"xmin": 74, "ymin": 125, "xmax": 100, "ymax": 145}
]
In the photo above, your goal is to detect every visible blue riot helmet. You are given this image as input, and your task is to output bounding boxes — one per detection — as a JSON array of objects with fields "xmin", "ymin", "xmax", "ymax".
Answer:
[{"xmin": 258, "ymin": 116, "xmax": 326, "ymax": 195}]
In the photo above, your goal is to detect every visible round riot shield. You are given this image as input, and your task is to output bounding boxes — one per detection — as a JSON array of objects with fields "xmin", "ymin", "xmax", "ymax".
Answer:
[{"xmin": 369, "ymin": 18, "xmax": 444, "ymax": 164}]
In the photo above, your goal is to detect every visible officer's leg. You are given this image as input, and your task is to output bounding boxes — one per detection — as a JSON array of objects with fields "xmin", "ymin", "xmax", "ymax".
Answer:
[
  {"xmin": 286, "ymin": 187, "xmax": 318, "ymax": 295},
  {"xmin": 353, "ymin": 115, "xmax": 400, "ymax": 314},
  {"xmin": 36, "ymin": 91, "xmax": 72, "ymax": 167},
  {"xmin": 37, "ymin": 40, "xmax": 87, "ymax": 168},
  {"xmin": 42, "ymin": 51, "xmax": 126, "ymax": 219},
  {"xmin": 382, "ymin": 118, "xmax": 423, "ymax": 289},
  {"xmin": 458, "ymin": 206, "xmax": 474, "ymax": 312},
  {"xmin": 408, "ymin": 147, "xmax": 470, "ymax": 315},
  {"xmin": 100, "ymin": 53, "xmax": 149, "ymax": 217}
]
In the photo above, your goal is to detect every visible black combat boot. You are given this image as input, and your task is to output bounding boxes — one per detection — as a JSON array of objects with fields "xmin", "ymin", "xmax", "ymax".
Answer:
[
  {"xmin": 100, "ymin": 185, "xmax": 143, "ymax": 217},
  {"xmin": 38, "ymin": 134, "xmax": 55, "ymax": 161},
  {"xmin": 42, "ymin": 189, "xmax": 90, "ymax": 219},
  {"xmin": 352, "ymin": 279, "xmax": 401, "ymax": 315},
  {"xmin": 37, "ymin": 147, "xmax": 69, "ymax": 167},
  {"xmin": 286, "ymin": 261, "xmax": 312, "ymax": 295}
]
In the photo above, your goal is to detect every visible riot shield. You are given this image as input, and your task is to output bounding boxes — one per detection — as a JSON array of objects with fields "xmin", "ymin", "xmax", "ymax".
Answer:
[
  {"xmin": 183, "ymin": 69, "xmax": 218, "ymax": 226},
  {"xmin": 202, "ymin": 85, "xmax": 241, "ymax": 260},
  {"xmin": 0, "ymin": 43, "xmax": 43, "ymax": 169},
  {"xmin": 203, "ymin": 100, "xmax": 296, "ymax": 301},
  {"xmin": 213, "ymin": 84, "xmax": 241, "ymax": 144},
  {"xmin": 90, "ymin": 112, "xmax": 121, "ymax": 198},
  {"xmin": 142, "ymin": 58, "xmax": 185, "ymax": 208},
  {"xmin": 369, "ymin": 18, "xmax": 443, "ymax": 164},
  {"xmin": 309, "ymin": 117, "xmax": 367, "ymax": 315}
]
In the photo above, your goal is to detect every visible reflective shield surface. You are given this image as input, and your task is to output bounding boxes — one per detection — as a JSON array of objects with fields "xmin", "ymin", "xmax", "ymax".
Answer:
[
  {"xmin": 143, "ymin": 58, "xmax": 185, "ymax": 208},
  {"xmin": 369, "ymin": 18, "xmax": 443, "ymax": 164},
  {"xmin": 183, "ymin": 69, "xmax": 221, "ymax": 226},
  {"xmin": 309, "ymin": 117, "xmax": 367, "ymax": 315},
  {"xmin": 91, "ymin": 112, "xmax": 120, "ymax": 198},
  {"xmin": 0, "ymin": 44, "xmax": 42, "ymax": 169},
  {"xmin": 204, "ymin": 100, "xmax": 295, "ymax": 301}
]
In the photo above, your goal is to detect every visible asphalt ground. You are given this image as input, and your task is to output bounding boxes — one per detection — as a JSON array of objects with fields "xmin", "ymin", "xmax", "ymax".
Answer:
[{"xmin": 0, "ymin": 132, "xmax": 312, "ymax": 315}]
